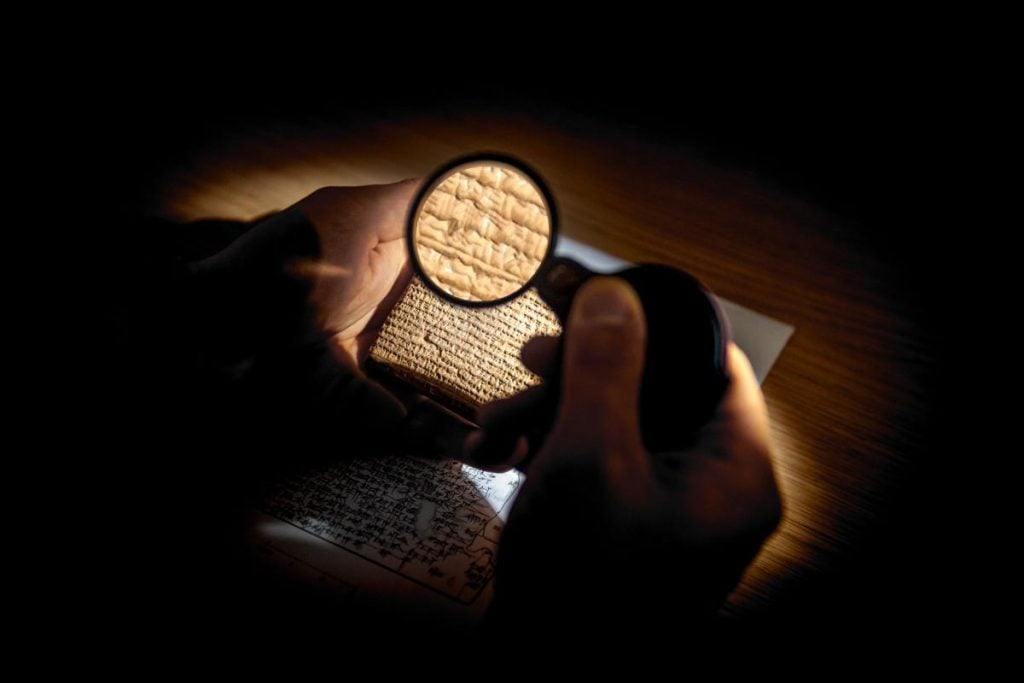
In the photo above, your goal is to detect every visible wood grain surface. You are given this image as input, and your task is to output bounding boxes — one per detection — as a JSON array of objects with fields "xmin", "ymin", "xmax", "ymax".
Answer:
[{"xmin": 141, "ymin": 107, "xmax": 938, "ymax": 623}]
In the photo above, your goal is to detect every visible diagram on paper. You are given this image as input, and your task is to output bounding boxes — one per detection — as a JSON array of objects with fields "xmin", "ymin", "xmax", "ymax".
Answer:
[{"xmin": 261, "ymin": 456, "xmax": 523, "ymax": 604}]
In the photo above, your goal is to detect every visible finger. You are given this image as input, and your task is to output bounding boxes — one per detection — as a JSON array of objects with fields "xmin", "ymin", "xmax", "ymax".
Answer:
[
  {"xmin": 287, "ymin": 259, "xmax": 353, "ymax": 282},
  {"xmin": 466, "ymin": 381, "xmax": 554, "ymax": 469},
  {"xmin": 371, "ymin": 237, "xmax": 411, "ymax": 290},
  {"xmin": 722, "ymin": 344, "xmax": 770, "ymax": 431},
  {"xmin": 462, "ymin": 430, "xmax": 531, "ymax": 472},
  {"xmin": 365, "ymin": 178, "xmax": 420, "ymax": 243},
  {"xmin": 695, "ymin": 343, "xmax": 773, "ymax": 466},
  {"xmin": 401, "ymin": 397, "xmax": 478, "ymax": 460},
  {"xmin": 682, "ymin": 343, "xmax": 781, "ymax": 534},
  {"xmin": 462, "ymin": 384, "xmax": 549, "ymax": 470},
  {"xmin": 477, "ymin": 384, "xmax": 548, "ymax": 428},
  {"xmin": 551, "ymin": 277, "xmax": 648, "ymax": 461},
  {"xmin": 294, "ymin": 180, "xmax": 419, "ymax": 256},
  {"xmin": 520, "ymin": 335, "xmax": 560, "ymax": 378},
  {"xmin": 193, "ymin": 209, "xmax": 319, "ymax": 281}
]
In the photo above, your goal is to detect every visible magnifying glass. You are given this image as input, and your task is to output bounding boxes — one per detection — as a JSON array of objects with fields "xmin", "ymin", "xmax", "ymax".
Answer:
[
  {"xmin": 403, "ymin": 154, "xmax": 731, "ymax": 454},
  {"xmin": 407, "ymin": 154, "xmax": 557, "ymax": 306}
]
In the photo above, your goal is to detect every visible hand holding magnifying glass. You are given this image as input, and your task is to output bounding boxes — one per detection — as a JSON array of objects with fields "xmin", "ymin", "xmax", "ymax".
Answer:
[{"xmin": 405, "ymin": 155, "xmax": 730, "ymax": 457}]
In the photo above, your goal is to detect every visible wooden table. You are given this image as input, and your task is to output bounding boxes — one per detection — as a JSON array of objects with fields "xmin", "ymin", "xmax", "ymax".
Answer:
[{"xmin": 142, "ymin": 105, "xmax": 938, "ymax": 625}]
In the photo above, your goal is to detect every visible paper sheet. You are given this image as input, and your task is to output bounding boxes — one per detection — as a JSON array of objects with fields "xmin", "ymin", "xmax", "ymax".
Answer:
[
  {"xmin": 248, "ymin": 238, "xmax": 793, "ymax": 622},
  {"xmin": 249, "ymin": 459, "xmax": 520, "ymax": 622}
]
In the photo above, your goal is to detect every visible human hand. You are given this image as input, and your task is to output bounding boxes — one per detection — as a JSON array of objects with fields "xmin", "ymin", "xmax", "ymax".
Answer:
[
  {"xmin": 478, "ymin": 277, "xmax": 782, "ymax": 630},
  {"xmin": 292, "ymin": 181, "xmax": 417, "ymax": 371},
  {"xmin": 188, "ymin": 180, "xmax": 418, "ymax": 432}
]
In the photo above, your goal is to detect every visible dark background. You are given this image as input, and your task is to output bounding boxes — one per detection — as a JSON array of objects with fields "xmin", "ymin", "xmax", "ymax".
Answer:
[{"xmin": 91, "ymin": 39, "xmax": 948, "ymax": 249}]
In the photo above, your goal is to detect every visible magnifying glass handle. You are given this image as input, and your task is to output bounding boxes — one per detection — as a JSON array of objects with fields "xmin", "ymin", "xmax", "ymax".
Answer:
[{"xmin": 522, "ymin": 257, "xmax": 731, "ymax": 463}]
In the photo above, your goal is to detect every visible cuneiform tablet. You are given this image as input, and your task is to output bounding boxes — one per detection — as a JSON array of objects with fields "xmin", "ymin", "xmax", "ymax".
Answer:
[{"xmin": 368, "ymin": 278, "xmax": 562, "ymax": 412}]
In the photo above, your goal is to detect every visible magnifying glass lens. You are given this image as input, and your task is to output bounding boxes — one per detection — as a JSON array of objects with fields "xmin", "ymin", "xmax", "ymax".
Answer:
[{"xmin": 410, "ymin": 158, "xmax": 554, "ymax": 305}]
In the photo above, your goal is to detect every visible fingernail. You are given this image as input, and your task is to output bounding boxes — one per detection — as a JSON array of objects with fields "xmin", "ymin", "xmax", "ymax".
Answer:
[{"xmin": 576, "ymin": 278, "xmax": 639, "ymax": 324}]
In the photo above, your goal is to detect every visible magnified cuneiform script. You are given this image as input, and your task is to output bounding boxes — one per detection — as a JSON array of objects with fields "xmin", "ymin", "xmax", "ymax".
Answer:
[{"xmin": 414, "ymin": 164, "xmax": 550, "ymax": 301}]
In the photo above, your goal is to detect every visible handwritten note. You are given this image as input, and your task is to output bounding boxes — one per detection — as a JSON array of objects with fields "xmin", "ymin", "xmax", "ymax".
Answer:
[{"xmin": 260, "ymin": 456, "xmax": 522, "ymax": 604}]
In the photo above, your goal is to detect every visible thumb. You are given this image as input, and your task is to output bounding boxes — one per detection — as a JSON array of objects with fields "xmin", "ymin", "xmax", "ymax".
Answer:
[
  {"xmin": 552, "ymin": 277, "xmax": 647, "ymax": 459},
  {"xmin": 193, "ymin": 208, "xmax": 319, "ymax": 281}
]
